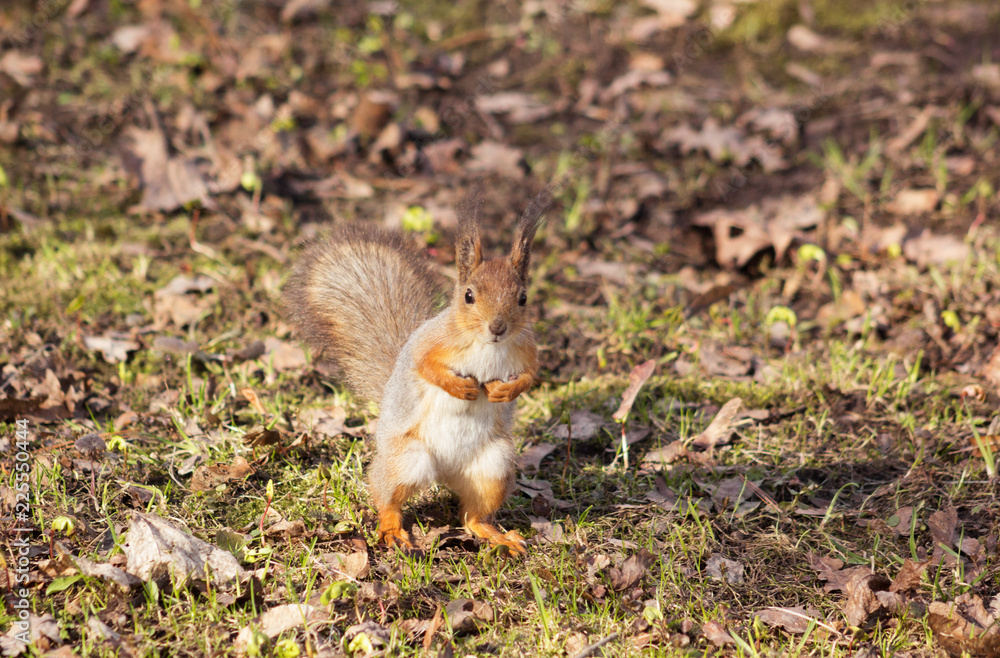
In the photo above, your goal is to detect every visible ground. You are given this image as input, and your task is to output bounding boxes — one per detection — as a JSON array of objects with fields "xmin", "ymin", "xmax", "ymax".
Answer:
[{"xmin": 2, "ymin": 0, "xmax": 1000, "ymax": 656}]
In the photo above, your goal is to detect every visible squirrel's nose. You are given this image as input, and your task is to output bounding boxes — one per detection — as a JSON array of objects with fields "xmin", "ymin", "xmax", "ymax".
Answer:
[{"xmin": 489, "ymin": 320, "xmax": 507, "ymax": 337}]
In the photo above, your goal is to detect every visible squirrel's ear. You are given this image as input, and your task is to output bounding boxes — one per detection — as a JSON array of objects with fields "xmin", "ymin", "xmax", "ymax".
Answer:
[
  {"xmin": 509, "ymin": 186, "xmax": 554, "ymax": 282},
  {"xmin": 456, "ymin": 187, "xmax": 484, "ymax": 285}
]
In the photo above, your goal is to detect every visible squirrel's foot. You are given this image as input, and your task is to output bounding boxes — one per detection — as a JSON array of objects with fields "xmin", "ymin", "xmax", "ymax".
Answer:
[
  {"xmin": 466, "ymin": 520, "xmax": 528, "ymax": 556},
  {"xmin": 378, "ymin": 526, "xmax": 414, "ymax": 549}
]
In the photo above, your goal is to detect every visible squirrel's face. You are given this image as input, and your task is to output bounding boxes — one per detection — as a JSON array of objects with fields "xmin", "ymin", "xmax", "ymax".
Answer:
[{"xmin": 455, "ymin": 258, "xmax": 529, "ymax": 344}]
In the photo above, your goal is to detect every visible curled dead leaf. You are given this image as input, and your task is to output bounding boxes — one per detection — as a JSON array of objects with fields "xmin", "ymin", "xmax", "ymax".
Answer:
[
  {"xmin": 843, "ymin": 571, "xmax": 891, "ymax": 627},
  {"xmin": 612, "ymin": 360, "xmax": 656, "ymax": 421}
]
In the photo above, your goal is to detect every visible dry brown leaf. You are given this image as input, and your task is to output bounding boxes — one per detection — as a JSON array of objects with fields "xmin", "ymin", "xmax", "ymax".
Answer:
[
  {"xmin": 887, "ymin": 188, "xmax": 939, "ymax": 215},
  {"xmin": 756, "ymin": 607, "xmax": 820, "ymax": 634},
  {"xmin": 123, "ymin": 126, "xmax": 212, "ymax": 213},
  {"xmin": 0, "ymin": 51, "xmax": 43, "ymax": 86},
  {"xmin": 983, "ymin": 343, "xmax": 1000, "ymax": 390},
  {"xmin": 612, "ymin": 360, "xmax": 656, "ymax": 421},
  {"xmin": 693, "ymin": 195, "xmax": 823, "ymax": 268},
  {"xmin": 664, "ymin": 118, "xmax": 787, "ymax": 172},
  {"xmin": 701, "ymin": 620, "xmax": 735, "ymax": 647},
  {"xmin": 529, "ymin": 516, "xmax": 564, "ymax": 544},
  {"xmin": 518, "ymin": 443, "xmax": 557, "ymax": 471},
  {"xmin": 190, "ymin": 457, "xmax": 256, "ymax": 492},
  {"xmin": 888, "ymin": 506, "xmax": 915, "ymax": 535},
  {"xmin": 698, "ymin": 347, "xmax": 753, "ymax": 378},
  {"xmin": 928, "ymin": 601, "xmax": 1000, "ymax": 658},
  {"xmin": 280, "ymin": 0, "xmax": 334, "ymax": 23},
  {"xmin": 234, "ymin": 604, "xmax": 329, "ymax": 651},
  {"xmin": 641, "ymin": 440, "xmax": 688, "ymax": 467},
  {"xmin": 83, "ymin": 334, "xmax": 140, "ymax": 364},
  {"xmin": 903, "ymin": 231, "xmax": 970, "ymax": 268},
  {"xmin": 476, "ymin": 92, "xmax": 555, "ymax": 124},
  {"xmin": 297, "ymin": 406, "xmax": 366, "ymax": 438},
  {"xmin": 241, "ymin": 388, "xmax": 267, "ymax": 415},
  {"xmin": 244, "ymin": 425, "xmax": 281, "ymax": 447},
  {"xmin": 929, "ymin": 506, "xmax": 959, "ymax": 551},
  {"xmin": 71, "ymin": 553, "xmax": 143, "ymax": 590},
  {"xmin": 551, "ymin": 410, "xmax": 606, "ymax": 441},
  {"xmin": 787, "ymin": 25, "xmax": 852, "ymax": 54},
  {"xmin": 843, "ymin": 571, "xmax": 891, "ymax": 627},
  {"xmin": 890, "ymin": 559, "xmax": 929, "ymax": 593},
  {"xmin": 122, "ymin": 512, "xmax": 246, "ymax": 590},
  {"xmin": 647, "ymin": 474, "xmax": 679, "ymax": 510},
  {"xmin": 690, "ymin": 398, "xmax": 743, "ymax": 449},
  {"xmin": 705, "ymin": 554, "xmax": 744, "ymax": 584},
  {"xmin": 320, "ymin": 551, "xmax": 369, "ymax": 581},
  {"xmin": 608, "ymin": 550, "xmax": 655, "ymax": 591},
  {"xmin": 515, "ymin": 479, "xmax": 573, "ymax": 510},
  {"xmin": 111, "ymin": 25, "xmax": 152, "ymax": 53},
  {"xmin": 466, "ymin": 141, "xmax": 526, "ymax": 178},
  {"xmin": 445, "ymin": 598, "xmax": 493, "ymax": 634},
  {"xmin": 0, "ymin": 396, "xmax": 70, "ymax": 423}
]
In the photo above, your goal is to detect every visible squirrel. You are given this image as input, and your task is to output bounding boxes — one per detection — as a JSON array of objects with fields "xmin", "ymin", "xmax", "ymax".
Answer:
[{"xmin": 283, "ymin": 189, "xmax": 552, "ymax": 555}]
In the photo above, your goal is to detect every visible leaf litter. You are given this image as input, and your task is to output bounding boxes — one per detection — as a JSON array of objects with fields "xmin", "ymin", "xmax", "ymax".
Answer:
[{"xmin": 4, "ymin": 0, "xmax": 1000, "ymax": 655}]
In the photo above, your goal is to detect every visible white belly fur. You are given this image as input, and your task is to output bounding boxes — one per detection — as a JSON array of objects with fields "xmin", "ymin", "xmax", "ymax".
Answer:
[{"xmin": 392, "ymin": 336, "xmax": 521, "ymax": 488}]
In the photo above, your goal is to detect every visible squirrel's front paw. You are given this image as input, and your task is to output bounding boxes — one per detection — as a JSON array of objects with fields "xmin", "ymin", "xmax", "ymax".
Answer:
[
  {"xmin": 443, "ymin": 374, "xmax": 480, "ymax": 401},
  {"xmin": 484, "ymin": 376, "xmax": 528, "ymax": 403},
  {"xmin": 483, "ymin": 373, "xmax": 534, "ymax": 402}
]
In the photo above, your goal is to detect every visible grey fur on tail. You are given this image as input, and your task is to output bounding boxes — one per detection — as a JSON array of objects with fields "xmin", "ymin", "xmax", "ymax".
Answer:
[{"xmin": 283, "ymin": 224, "xmax": 444, "ymax": 404}]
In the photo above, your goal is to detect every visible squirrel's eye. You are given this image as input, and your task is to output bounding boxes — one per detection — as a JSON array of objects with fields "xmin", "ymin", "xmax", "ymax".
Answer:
[
  {"xmin": 518, "ymin": 292, "xmax": 527, "ymax": 306},
  {"xmin": 464, "ymin": 289, "xmax": 475, "ymax": 304}
]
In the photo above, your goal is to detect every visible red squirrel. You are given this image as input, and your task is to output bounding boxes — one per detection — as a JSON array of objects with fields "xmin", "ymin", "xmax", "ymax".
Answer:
[{"xmin": 284, "ymin": 190, "xmax": 551, "ymax": 554}]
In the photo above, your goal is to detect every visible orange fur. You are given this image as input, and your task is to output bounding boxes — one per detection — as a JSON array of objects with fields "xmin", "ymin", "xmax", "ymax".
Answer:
[
  {"xmin": 417, "ymin": 337, "xmax": 480, "ymax": 400},
  {"xmin": 450, "ymin": 473, "xmax": 526, "ymax": 555},
  {"xmin": 376, "ymin": 483, "xmax": 419, "ymax": 548}
]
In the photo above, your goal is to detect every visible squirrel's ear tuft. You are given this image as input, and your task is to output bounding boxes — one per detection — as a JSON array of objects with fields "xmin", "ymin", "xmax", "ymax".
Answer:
[
  {"xmin": 509, "ymin": 186, "xmax": 554, "ymax": 282},
  {"xmin": 456, "ymin": 185, "xmax": 484, "ymax": 285}
]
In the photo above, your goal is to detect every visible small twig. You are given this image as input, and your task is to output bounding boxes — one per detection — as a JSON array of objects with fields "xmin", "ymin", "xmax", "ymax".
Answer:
[
  {"xmin": 562, "ymin": 411, "xmax": 572, "ymax": 480},
  {"xmin": 571, "ymin": 632, "xmax": 620, "ymax": 658},
  {"xmin": 620, "ymin": 420, "xmax": 629, "ymax": 470}
]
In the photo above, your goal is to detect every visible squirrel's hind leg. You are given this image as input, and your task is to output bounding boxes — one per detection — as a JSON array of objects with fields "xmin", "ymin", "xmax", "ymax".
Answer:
[
  {"xmin": 448, "ymin": 467, "xmax": 526, "ymax": 556},
  {"xmin": 373, "ymin": 482, "xmax": 418, "ymax": 548},
  {"xmin": 370, "ymin": 443, "xmax": 431, "ymax": 549}
]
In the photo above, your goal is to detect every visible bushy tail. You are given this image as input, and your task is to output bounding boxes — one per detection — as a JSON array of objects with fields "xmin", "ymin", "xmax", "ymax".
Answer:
[{"xmin": 283, "ymin": 224, "xmax": 443, "ymax": 403}]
